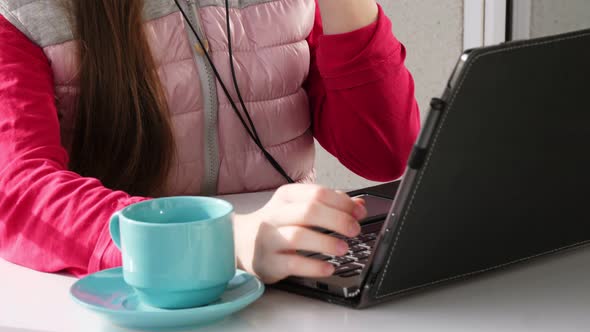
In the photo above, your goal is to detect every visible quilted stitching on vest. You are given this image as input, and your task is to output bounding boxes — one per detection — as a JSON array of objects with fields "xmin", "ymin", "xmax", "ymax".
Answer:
[{"xmin": 0, "ymin": 0, "xmax": 316, "ymax": 195}]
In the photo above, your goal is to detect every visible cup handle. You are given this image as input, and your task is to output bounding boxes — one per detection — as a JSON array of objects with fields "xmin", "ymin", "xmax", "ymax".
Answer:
[{"xmin": 109, "ymin": 213, "xmax": 122, "ymax": 250}]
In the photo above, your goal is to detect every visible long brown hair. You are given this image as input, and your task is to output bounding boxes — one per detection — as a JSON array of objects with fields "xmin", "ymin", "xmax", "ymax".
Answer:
[{"xmin": 69, "ymin": 0, "xmax": 175, "ymax": 197}]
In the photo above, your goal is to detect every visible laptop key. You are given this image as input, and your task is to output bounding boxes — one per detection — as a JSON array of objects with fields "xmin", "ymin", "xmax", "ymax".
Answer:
[
  {"xmin": 334, "ymin": 257, "xmax": 354, "ymax": 265},
  {"xmin": 345, "ymin": 255, "xmax": 359, "ymax": 262},
  {"xmin": 358, "ymin": 243, "xmax": 372, "ymax": 250},
  {"xmin": 334, "ymin": 263, "xmax": 362, "ymax": 275},
  {"xmin": 346, "ymin": 238, "xmax": 363, "ymax": 246},
  {"xmin": 357, "ymin": 258, "xmax": 369, "ymax": 265},
  {"xmin": 328, "ymin": 260, "xmax": 340, "ymax": 267},
  {"xmin": 356, "ymin": 251, "xmax": 371, "ymax": 260},
  {"xmin": 330, "ymin": 257, "xmax": 354, "ymax": 267},
  {"xmin": 349, "ymin": 244, "xmax": 366, "ymax": 253}
]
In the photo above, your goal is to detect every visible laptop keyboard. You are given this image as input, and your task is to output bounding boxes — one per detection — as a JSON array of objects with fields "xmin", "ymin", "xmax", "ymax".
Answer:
[{"xmin": 305, "ymin": 232, "xmax": 378, "ymax": 278}]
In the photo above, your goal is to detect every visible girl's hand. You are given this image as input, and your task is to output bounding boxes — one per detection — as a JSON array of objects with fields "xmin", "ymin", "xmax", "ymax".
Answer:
[{"xmin": 233, "ymin": 184, "xmax": 367, "ymax": 284}]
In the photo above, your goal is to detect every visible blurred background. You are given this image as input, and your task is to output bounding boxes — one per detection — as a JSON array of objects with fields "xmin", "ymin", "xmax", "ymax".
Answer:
[{"xmin": 314, "ymin": 0, "xmax": 590, "ymax": 190}]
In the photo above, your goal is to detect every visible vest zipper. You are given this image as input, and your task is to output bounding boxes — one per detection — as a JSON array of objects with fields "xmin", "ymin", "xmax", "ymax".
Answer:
[{"xmin": 182, "ymin": 0, "xmax": 220, "ymax": 195}]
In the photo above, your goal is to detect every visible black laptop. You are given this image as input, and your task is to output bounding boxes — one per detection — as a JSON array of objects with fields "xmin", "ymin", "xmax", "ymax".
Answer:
[{"xmin": 275, "ymin": 28, "xmax": 590, "ymax": 308}]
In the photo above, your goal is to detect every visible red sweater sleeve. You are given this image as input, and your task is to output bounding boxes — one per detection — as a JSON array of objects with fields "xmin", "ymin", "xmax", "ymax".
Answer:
[
  {"xmin": 0, "ymin": 16, "xmax": 146, "ymax": 277},
  {"xmin": 305, "ymin": 3, "xmax": 421, "ymax": 181}
]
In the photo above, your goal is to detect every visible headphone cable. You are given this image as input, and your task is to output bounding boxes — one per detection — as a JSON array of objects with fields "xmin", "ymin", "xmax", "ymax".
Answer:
[{"xmin": 173, "ymin": 0, "xmax": 294, "ymax": 183}]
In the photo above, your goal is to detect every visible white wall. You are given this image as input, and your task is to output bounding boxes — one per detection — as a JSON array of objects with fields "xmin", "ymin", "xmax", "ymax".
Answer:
[
  {"xmin": 530, "ymin": 0, "xmax": 590, "ymax": 38},
  {"xmin": 314, "ymin": 0, "xmax": 464, "ymax": 190}
]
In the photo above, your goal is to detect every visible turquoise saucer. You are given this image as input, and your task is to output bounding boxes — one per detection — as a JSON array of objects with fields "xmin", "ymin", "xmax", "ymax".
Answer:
[{"xmin": 70, "ymin": 267, "xmax": 264, "ymax": 330}]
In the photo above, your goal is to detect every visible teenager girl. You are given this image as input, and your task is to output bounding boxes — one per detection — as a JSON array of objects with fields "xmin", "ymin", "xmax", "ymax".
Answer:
[{"xmin": 0, "ymin": 0, "xmax": 420, "ymax": 283}]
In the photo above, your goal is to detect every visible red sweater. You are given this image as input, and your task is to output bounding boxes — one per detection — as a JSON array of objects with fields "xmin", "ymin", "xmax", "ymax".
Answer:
[{"xmin": 0, "ymin": 5, "xmax": 420, "ymax": 276}]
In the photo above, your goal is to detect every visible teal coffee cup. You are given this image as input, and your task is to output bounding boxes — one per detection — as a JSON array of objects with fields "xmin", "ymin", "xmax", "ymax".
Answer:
[{"xmin": 109, "ymin": 197, "xmax": 235, "ymax": 309}]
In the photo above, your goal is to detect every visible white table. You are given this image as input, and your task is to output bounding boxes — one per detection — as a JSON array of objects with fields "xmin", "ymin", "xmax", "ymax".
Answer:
[{"xmin": 1, "ymin": 191, "xmax": 590, "ymax": 332}]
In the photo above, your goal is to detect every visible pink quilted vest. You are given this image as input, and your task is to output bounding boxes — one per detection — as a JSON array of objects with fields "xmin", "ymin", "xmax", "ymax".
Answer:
[{"xmin": 0, "ymin": 0, "xmax": 316, "ymax": 195}]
